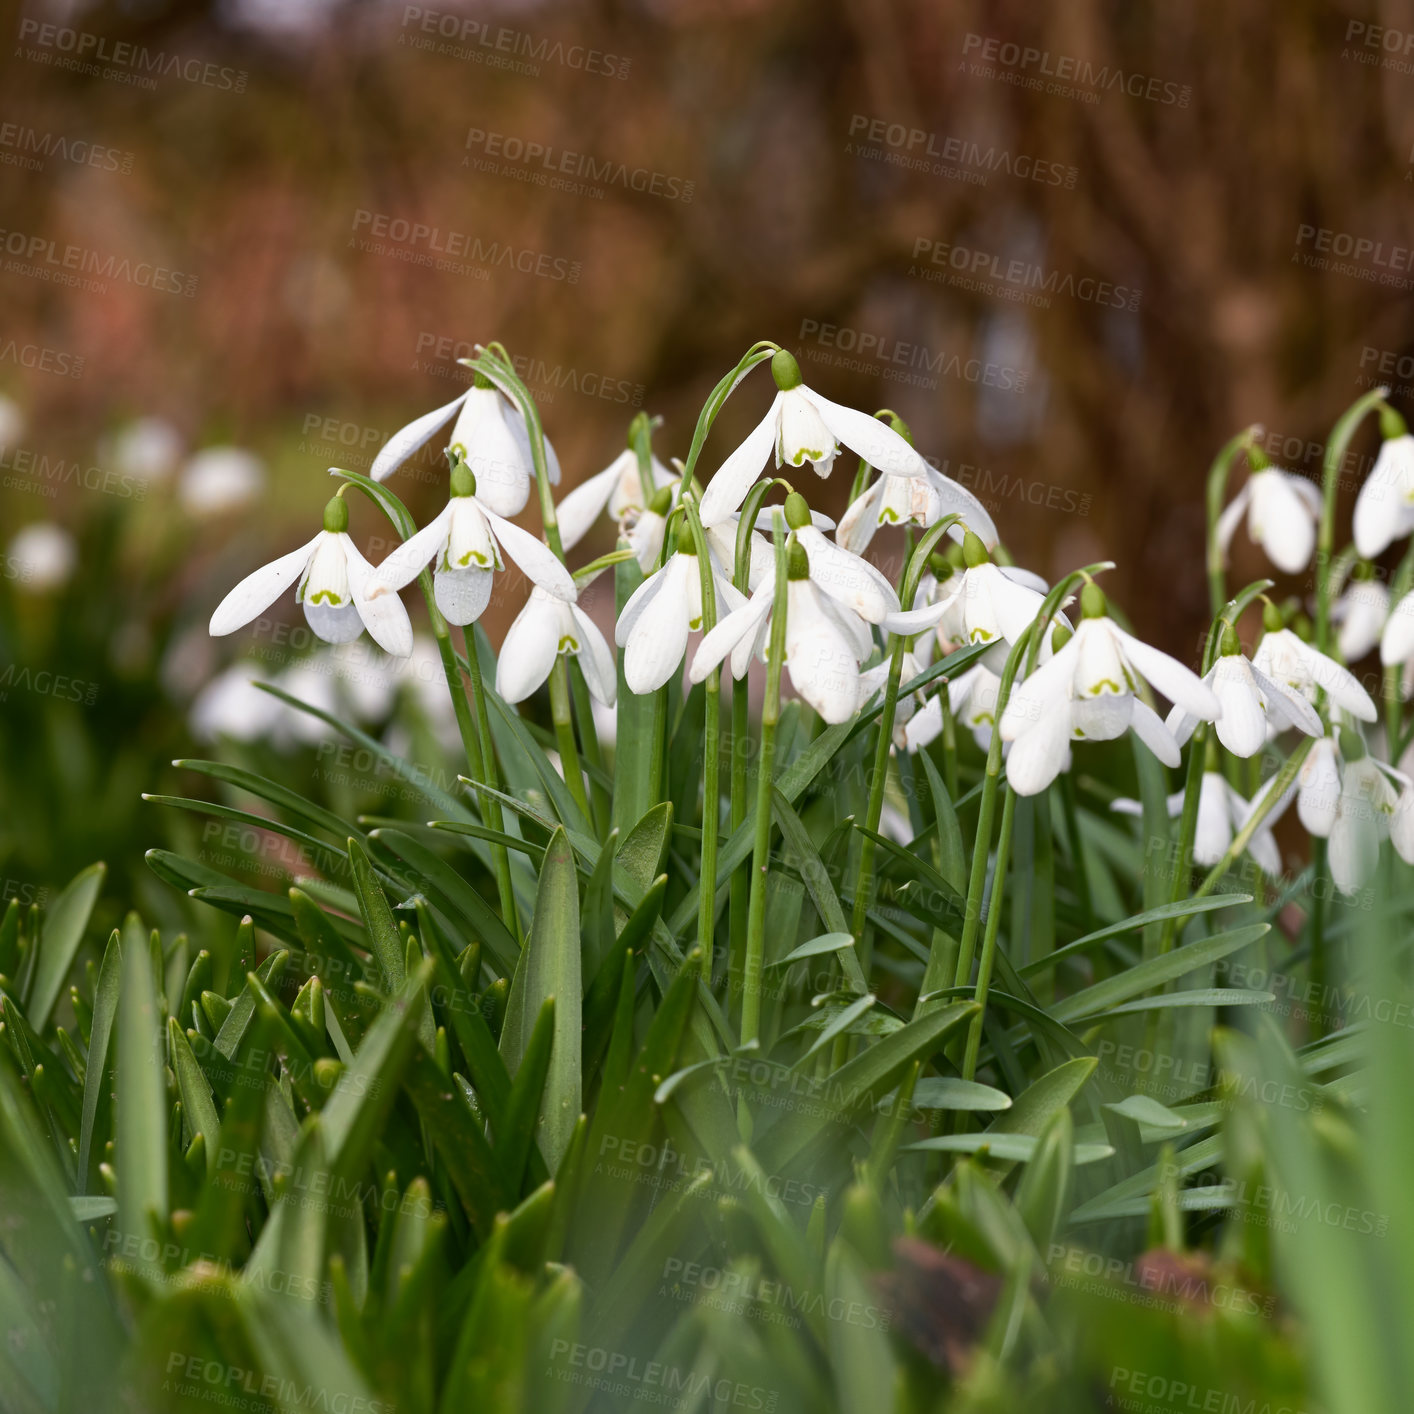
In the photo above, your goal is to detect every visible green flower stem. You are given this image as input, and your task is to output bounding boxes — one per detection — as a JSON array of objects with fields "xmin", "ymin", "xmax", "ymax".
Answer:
[
  {"xmin": 676, "ymin": 342, "xmax": 779, "ymax": 501},
  {"xmin": 1206, "ymin": 425, "xmax": 1261, "ymax": 619},
  {"xmin": 1309, "ymin": 838, "xmax": 1330, "ymax": 1040},
  {"xmin": 629, "ymin": 411, "xmax": 662, "ymax": 505},
  {"xmin": 1316, "ymin": 388, "xmax": 1390, "ymax": 654},
  {"xmin": 429, "ymin": 606, "xmax": 518, "ymax": 941},
  {"xmin": 1058, "ymin": 773, "xmax": 1091, "ymax": 930},
  {"xmin": 940, "ymin": 690, "xmax": 959, "ymax": 801},
  {"xmin": 1156, "ymin": 725, "xmax": 1208, "ymax": 956},
  {"xmin": 728, "ymin": 683, "xmax": 750, "ymax": 999},
  {"xmin": 961, "ymin": 784, "xmax": 1017, "ymax": 1083},
  {"xmin": 568, "ymin": 661, "xmax": 610, "ymax": 836},
  {"xmin": 549, "ymin": 658, "xmax": 593, "ymax": 825},
  {"xmin": 952, "ymin": 564, "xmax": 1109, "ymax": 1004},
  {"xmin": 741, "ymin": 518, "xmax": 791, "ymax": 1048},
  {"xmin": 851, "ymin": 516, "xmax": 960, "ymax": 962},
  {"xmin": 683, "ymin": 498, "xmax": 722, "ymax": 983}
]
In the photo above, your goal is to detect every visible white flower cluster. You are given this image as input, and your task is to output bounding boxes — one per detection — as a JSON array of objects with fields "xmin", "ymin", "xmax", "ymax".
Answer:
[{"xmin": 206, "ymin": 345, "xmax": 1414, "ymax": 895}]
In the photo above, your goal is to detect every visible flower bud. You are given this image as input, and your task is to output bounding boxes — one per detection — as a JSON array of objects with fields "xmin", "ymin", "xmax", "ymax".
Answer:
[{"xmin": 771, "ymin": 348, "xmax": 803, "ymax": 391}]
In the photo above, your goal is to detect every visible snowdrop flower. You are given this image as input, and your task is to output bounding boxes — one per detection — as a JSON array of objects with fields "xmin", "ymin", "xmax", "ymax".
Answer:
[
  {"xmin": 931, "ymin": 531, "xmax": 1052, "ymax": 672},
  {"xmin": 1252, "ymin": 613, "xmax": 1377, "ymax": 722},
  {"xmin": 1215, "ymin": 457, "xmax": 1322, "ymax": 575},
  {"xmin": 370, "ymin": 374, "xmax": 560, "ymax": 517},
  {"xmin": 832, "ymin": 414, "xmax": 997, "ymax": 552},
  {"xmin": 209, "ymin": 493, "xmax": 413, "ymax": 656},
  {"xmin": 780, "ymin": 491, "xmax": 903, "ymax": 627},
  {"xmin": 999, "ymin": 584, "xmax": 1221, "ymax": 796},
  {"xmin": 107, "ymin": 416, "xmax": 182, "ymax": 485},
  {"xmin": 496, "ymin": 587, "xmax": 616, "ymax": 707},
  {"xmin": 189, "ymin": 662, "xmax": 289, "ymax": 744},
  {"xmin": 1379, "ymin": 586, "xmax": 1414, "ymax": 670},
  {"xmin": 180, "ymin": 447, "xmax": 265, "ymax": 515},
  {"xmin": 369, "ymin": 457, "xmax": 574, "ymax": 625},
  {"xmin": 557, "ymin": 443, "xmax": 677, "ymax": 555},
  {"xmin": 1331, "ymin": 571, "xmax": 1389, "ymax": 663},
  {"xmin": 699, "ymin": 350, "xmax": 932, "ymax": 525},
  {"xmin": 0, "ymin": 394, "xmax": 24, "ymax": 448},
  {"xmin": 1272, "ymin": 731, "xmax": 1405, "ymax": 894},
  {"xmin": 689, "ymin": 538, "xmax": 938, "ymax": 723},
  {"xmin": 7, "ymin": 523, "xmax": 77, "ymax": 593},
  {"xmin": 617, "ymin": 488, "xmax": 675, "ymax": 573},
  {"xmin": 1113, "ymin": 770, "xmax": 1282, "ymax": 875},
  {"xmin": 1352, "ymin": 411, "xmax": 1414, "ymax": 558},
  {"xmin": 616, "ymin": 522, "xmax": 747, "ymax": 693},
  {"xmin": 1166, "ymin": 626, "xmax": 1322, "ymax": 758}
]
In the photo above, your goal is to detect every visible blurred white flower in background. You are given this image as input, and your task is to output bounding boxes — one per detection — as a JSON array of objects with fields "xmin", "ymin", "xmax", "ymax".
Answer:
[
  {"xmin": 105, "ymin": 417, "xmax": 182, "ymax": 486},
  {"xmin": 189, "ymin": 662, "xmax": 290, "ymax": 743},
  {"xmin": 7, "ymin": 523, "xmax": 77, "ymax": 593},
  {"xmin": 0, "ymin": 395, "xmax": 26, "ymax": 450},
  {"xmin": 180, "ymin": 447, "xmax": 266, "ymax": 515}
]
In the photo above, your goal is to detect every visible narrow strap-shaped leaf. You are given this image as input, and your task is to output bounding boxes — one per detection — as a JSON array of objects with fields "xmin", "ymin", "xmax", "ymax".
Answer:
[
  {"xmin": 75, "ymin": 929, "xmax": 121, "ymax": 1193},
  {"xmin": 499, "ymin": 829, "xmax": 581, "ymax": 1171},
  {"xmin": 25, "ymin": 862, "xmax": 104, "ymax": 1032},
  {"xmin": 116, "ymin": 918, "xmax": 168, "ymax": 1271},
  {"xmin": 498, "ymin": 997, "xmax": 557, "ymax": 1194},
  {"xmin": 348, "ymin": 837, "xmax": 405, "ymax": 993}
]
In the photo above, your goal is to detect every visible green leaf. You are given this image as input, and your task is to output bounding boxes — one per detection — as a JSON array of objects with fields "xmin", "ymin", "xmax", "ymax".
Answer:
[
  {"xmin": 500, "ymin": 829, "xmax": 581, "ymax": 1171},
  {"xmin": 1047, "ymin": 923, "xmax": 1269, "ymax": 1023},
  {"xmin": 499, "ymin": 997, "xmax": 557, "ymax": 1193},
  {"xmin": 26, "ymin": 862, "xmax": 104, "ymax": 1032},
  {"xmin": 116, "ymin": 915, "xmax": 167, "ymax": 1270},
  {"xmin": 1017, "ymin": 894, "xmax": 1251, "ymax": 978},
  {"xmin": 770, "ymin": 932, "xmax": 856, "ymax": 967},
  {"xmin": 348, "ymin": 837, "xmax": 405, "ymax": 993},
  {"xmin": 904, "ymin": 1133, "xmax": 1113, "ymax": 1164},
  {"xmin": 168, "ymin": 1018, "xmax": 219, "ymax": 1170},
  {"xmin": 1105, "ymin": 1094, "xmax": 1188, "ymax": 1130},
  {"xmin": 76, "ymin": 929, "xmax": 121, "ymax": 1193},
  {"xmin": 611, "ymin": 552, "xmax": 658, "ymax": 835},
  {"xmin": 909, "ymin": 1077, "xmax": 1012, "ymax": 1112},
  {"xmin": 986, "ymin": 1057, "xmax": 1097, "ymax": 1141}
]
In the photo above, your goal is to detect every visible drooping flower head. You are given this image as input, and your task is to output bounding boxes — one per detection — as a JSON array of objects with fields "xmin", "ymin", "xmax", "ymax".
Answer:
[
  {"xmin": 1215, "ymin": 449, "xmax": 1322, "ymax": 575},
  {"xmin": 615, "ymin": 516, "xmax": 746, "ymax": 693},
  {"xmin": 209, "ymin": 491, "xmax": 413, "ymax": 656},
  {"xmin": 1114, "ymin": 769, "xmax": 1283, "ymax": 875},
  {"xmin": 1167, "ymin": 620, "xmax": 1322, "ymax": 759},
  {"xmin": 1252, "ymin": 601, "xmax": 1378, "ymax": 724},
  {"xmin": 1352, "ymin": 406, "xmax": 1414, "ymax": 559},
  {"xmin": 495, "ymin": 584, "xmax": 616, "ymax": 707},
  {"xmin": 699, "ymin": 350, "xmax": 937, "ymax": 525},
  {"xmin": 370, "ymin": 372, "xmax": 562, "ymax": 517},
  {"xmin": 1000, "ymin": 583, "xmax": 1222, "ymax": 795},
  {"xmin": 557, "ymin": 440, "xmax": 677, "ymax": 562},
  {"xmin": 369, "ymin": 454, "xmax": 575, "ymax": 625}
]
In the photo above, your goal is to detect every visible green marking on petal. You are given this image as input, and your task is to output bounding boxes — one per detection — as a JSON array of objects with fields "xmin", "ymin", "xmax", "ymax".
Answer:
[{"xmin": 558, "ymin": 635, "xmax": 579, "ymax": 654}]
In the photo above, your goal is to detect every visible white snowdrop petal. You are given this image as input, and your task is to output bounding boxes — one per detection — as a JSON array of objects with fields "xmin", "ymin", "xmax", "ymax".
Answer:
[
  {"xmin": 371, "ymin": 392, "xmax": 468, "ymax": 483},
  {"xmin": 209, "ymin": 534, "xmax": 320, "ymax": 636},
  {"xmin": 433, "ymin": 567, "xmax": 494, "ymax": 625},
  {"xmin": 1211, "ymin": 657, "xmax": 1268, "ymax": 758},
  {"xmin": 801, "ymin": 387, "xmax": 928, "ymax": 480},
  {"xmin": 624, "ymin": 560, "xmax": 692, "ymax": 693},
  {"xmin": 1294, "ymin": 638, "xmax": 1377, "ymax": 721},
  {"xmin": 1297, "ymin": 742, "xmax": 1340, "ymax": 838},
  {"xmin": 496, "ymin": 597, "xmax": 562, "ymax": 703},
  {"xmin": 1113, "ymin": 625, "xmax": 1220, "ymax": 720},
  {"xmin": 1130, "ymin": 700, "xmax": 1181, "ymax": 768},
  {"xmin": 347, "ymin": 541, "xmax": 414, "ymax": 656},
  {"xmin": 699, "ymin": 397, "xmax": 782, "ymax": 525},
  {"xmin": 833, "ymin": 480, "xmax": 885, "ymax": 554},
  {"xmin": 304, "ymin": 599, "xmax": 364, "ymax": 644},
  {"xmin": 373, "ymin": 505, "xmax": 455, "ymax": 593},
  {"xmin": 570, "ymin": 604, "xmax": 618, "ymax": 706},
  {"xmin": 484, "ymin": 507, "xmax": 575, "ymax": 600},
  {"xmin": 555, "ymin": 459, "xmax": 624, "ymax": 552},
  {"xmin": 1004, "ymin": 699, "xmax": 1073, "ymax": 795},
  {"xmin": 1193, "ymin": 772, "xmax": 1233, "ymax": 866}
]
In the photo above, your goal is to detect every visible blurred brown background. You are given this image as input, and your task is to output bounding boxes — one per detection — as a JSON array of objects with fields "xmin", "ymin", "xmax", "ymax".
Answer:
[{"xmin": 3, "ymin": 0, "xmax": 1414, "ymax": 897}]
